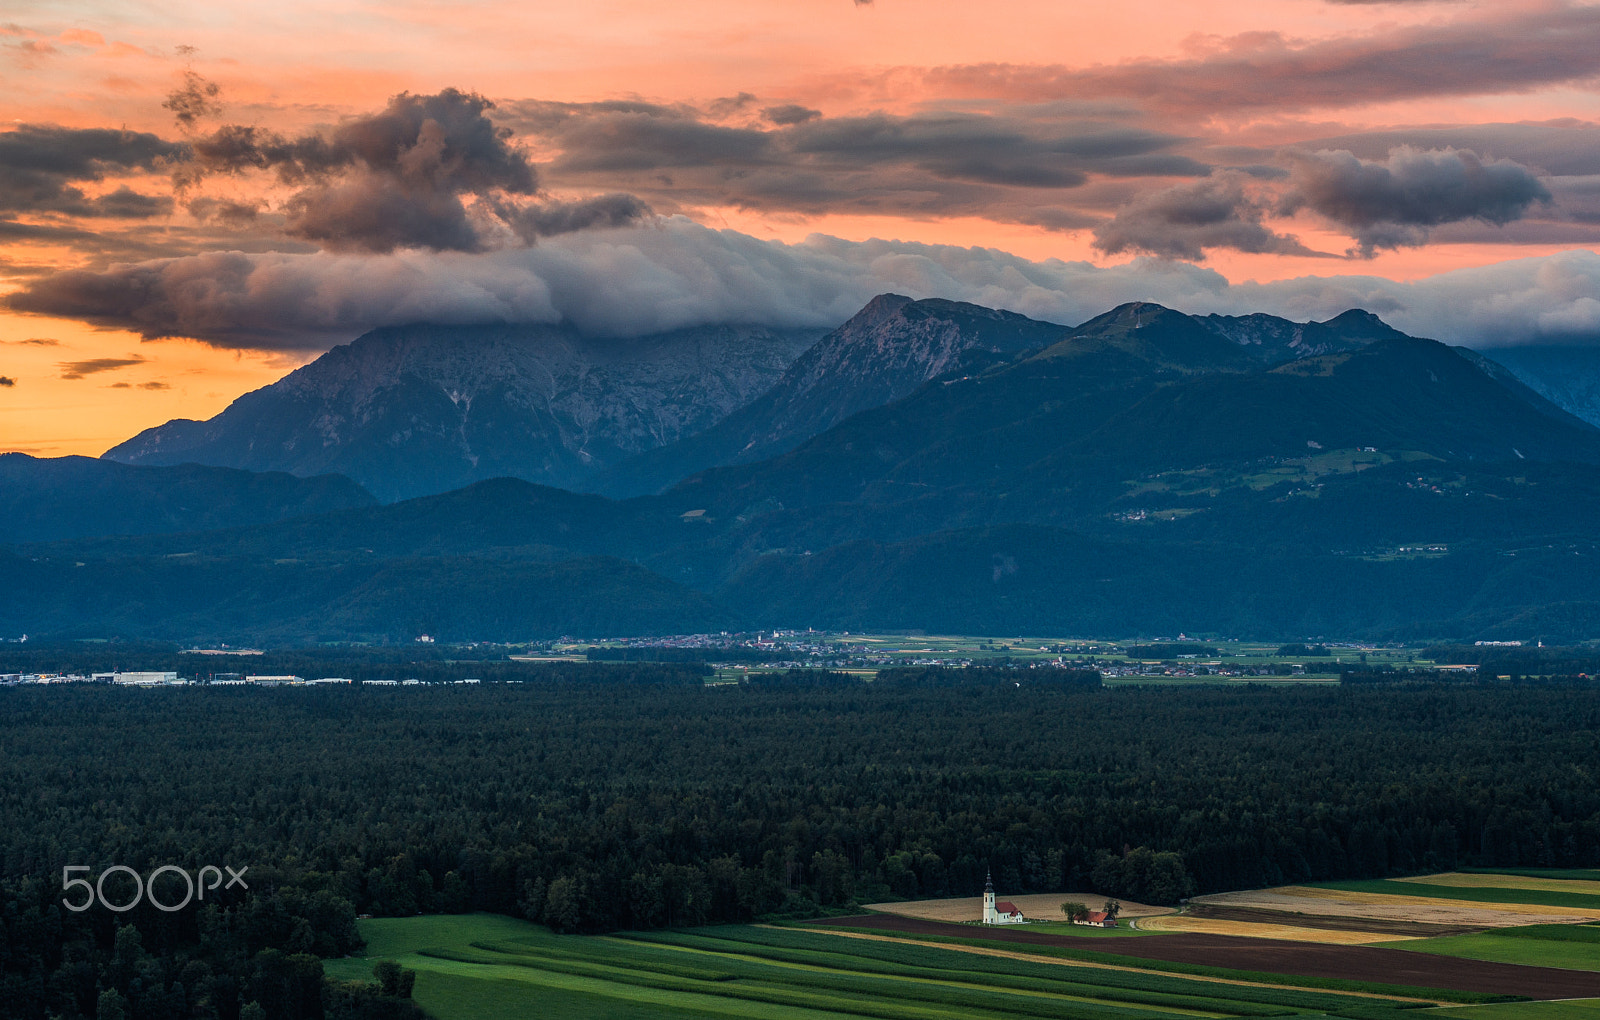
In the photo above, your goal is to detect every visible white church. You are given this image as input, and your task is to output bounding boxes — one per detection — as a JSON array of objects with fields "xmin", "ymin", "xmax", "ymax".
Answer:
[{"xmin": 981, "ymin": 870, "xmax": 1025, "ymax": 924}]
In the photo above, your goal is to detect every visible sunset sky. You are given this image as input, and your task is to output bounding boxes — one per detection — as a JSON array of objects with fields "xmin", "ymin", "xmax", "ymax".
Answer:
[{"xmin": 3, "ymin": 0, "xmax": 1600, "ymax": 456}]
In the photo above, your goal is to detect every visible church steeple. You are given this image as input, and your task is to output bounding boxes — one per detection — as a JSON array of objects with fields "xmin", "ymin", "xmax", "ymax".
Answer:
[{"xmin": 982, "ymin": 868, "xmax": 997, "ymax": 924}]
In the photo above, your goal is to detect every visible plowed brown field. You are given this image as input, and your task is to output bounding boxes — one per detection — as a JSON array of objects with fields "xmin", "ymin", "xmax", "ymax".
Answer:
[{"xmin": 813, "ymin": 914, "xmax": 1600, "ymax": 999}]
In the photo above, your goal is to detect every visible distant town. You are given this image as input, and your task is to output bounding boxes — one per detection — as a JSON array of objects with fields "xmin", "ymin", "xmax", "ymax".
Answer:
[{"xmin": 0, "ymin": 630, "xmax": 1445, "ymax": 686}]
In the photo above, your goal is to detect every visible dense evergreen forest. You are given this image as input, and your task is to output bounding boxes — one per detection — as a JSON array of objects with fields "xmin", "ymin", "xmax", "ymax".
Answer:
[{"xmin": 4, "ymin": 673, "xmax": 1600, "ymax": 1018}]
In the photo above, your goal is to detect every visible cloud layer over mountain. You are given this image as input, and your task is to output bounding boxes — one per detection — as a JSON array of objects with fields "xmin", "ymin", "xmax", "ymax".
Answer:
[{"xmin": 9, "ymin": 217, "xmax": 1599, "ymax": 349}]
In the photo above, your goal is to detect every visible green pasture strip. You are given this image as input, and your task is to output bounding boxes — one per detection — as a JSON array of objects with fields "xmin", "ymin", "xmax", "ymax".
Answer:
[
  {"xmin": 1313, "ymin": 880, "xmax": 1600, "ymax": 911},
  {"xmin": 773, "ymin": 923, "xmax": 1506, "ymax": 1006},
  {"xmin": 404, "ymin": 954, "xmax": 872, "ymax": 1020},
  {"xmin": 437, "ymin": 940, "xmax": 1193, "ymax": 1020},
  {"xmin": 464, "ymin": 940, "xmax": 739, "ymax": 981},
  {"xmin": 422, "ymin": 945, "xmax": 734, "ymax": 989},
  {"xmin": 1459, "ymin": 869, "xmax": 1600, "ymax": 883},
  {"xmin": 421, "ymin": 943, "xmax": 1168, "ymax": 1020},
  {"xmin": 1483, "ymin": 924, "xmax": 1600, "ymax": 943},
  {"xmin": 622, "ymin": 926, "xmax": 1431, "ymax": 1015},
  {"xmin": 606, "ymin": 932, "xmax": 1259, "ymax": 1017},
  {"xmin": 1418, "ymin": 1000, "xmax": 1600, "ymax": 1020},
  {"xmin": 410, "ymin": 967, "xmax": 717, "ymax": 1020},
  {"xmin": 1379, "ymin": 932, "xmax": 1600, "ymax": 973}
]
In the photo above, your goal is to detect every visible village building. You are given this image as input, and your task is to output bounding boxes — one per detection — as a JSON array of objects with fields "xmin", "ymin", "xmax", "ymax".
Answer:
[
  {"xmin": 1075, "ymin": 911, "xmax": 1118, "ymax": 928},
  {"xmin": 981, "ymin": 871, "xmax": 1025, "ymax": 924}
]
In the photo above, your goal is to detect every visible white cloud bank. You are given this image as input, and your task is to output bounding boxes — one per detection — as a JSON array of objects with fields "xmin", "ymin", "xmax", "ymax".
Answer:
[{"xmin": 9, "ymin": 216, "xmax": 1600, "ymax": 349}]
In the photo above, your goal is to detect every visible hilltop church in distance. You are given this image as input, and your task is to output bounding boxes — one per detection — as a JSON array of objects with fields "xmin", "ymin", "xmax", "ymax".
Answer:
[{"xmin": 981, "ymin": 871, "xmax": 1025, "ymax": 924}]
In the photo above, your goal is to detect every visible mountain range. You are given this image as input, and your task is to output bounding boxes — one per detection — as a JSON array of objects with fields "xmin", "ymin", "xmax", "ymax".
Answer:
[
  {"xmin": 1479, "ymin": 345, "xmax": 1600, "ymax": 429},
  {"xmin": 9, "ymin": 295, "xmax": 1600, "ymax": 643},
  {"xmin": 105, "ymin": 322, "xmax": 823, "ymax": 502}
]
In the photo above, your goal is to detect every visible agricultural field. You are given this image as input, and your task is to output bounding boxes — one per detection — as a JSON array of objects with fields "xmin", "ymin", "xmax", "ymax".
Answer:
[
  {"xmin": 1134, "ymin": 914, "xmax": 1409, "ymax": 945},
  {"xmin": 1384, "ymin": 925, "xmax": 1600, "ymax": 972},
  {"xmin": 1193, "ymin": 873, "xmax": 1600, "ymax": 928},
  {"xmin": 337, "ymin": 903, "xmax": 1600, "ymax": 1020}
]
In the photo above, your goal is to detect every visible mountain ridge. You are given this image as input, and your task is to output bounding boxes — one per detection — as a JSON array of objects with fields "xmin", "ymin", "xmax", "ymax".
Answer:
[
  {"xmin": 22, "ymin": 295, "xmax": 1600, "ymax": 642},
  {"xmin": 590, "ymin": 295, "xmax": 1069, "ymax": 495},
  {"xmin": 0, "ymin": 453, "xmax": 376, "ymax": 544},
  {"xmin": 104, "ymin": 322, "xmax": 824, "ymax": 502}
]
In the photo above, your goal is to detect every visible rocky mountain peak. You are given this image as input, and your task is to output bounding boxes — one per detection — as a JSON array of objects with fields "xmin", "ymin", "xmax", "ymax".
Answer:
[{"xmin": 104, "ymin": 321, "xmax": 824, "ymax": 502}]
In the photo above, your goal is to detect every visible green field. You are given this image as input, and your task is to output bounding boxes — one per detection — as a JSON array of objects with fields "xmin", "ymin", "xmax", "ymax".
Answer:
[
  {"xmin": 1381, "ymin": 921, "xmax": 1600, "ymax": 973},
  {"xmin": 335, "ymin": 913, "xmax": 1503, "ymax": 1020},
  {"xmin": 1389, "ymin": 931, "xmax": 1600, "ymax": 972}
]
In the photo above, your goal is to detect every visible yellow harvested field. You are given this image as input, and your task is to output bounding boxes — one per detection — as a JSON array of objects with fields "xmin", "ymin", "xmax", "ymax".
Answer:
[
  {"xmin": 1136, "ymin": 914, "xmax": 1415, "ymax": 945},
  {"xmin": 1193, "ymin": 887, "xmax": 1600, "ymax": 928},
  {"xmin": 1392, "ymin": 871, "xmax": 1600, "ymax": 896},
  {"xmin": 1279, "ymin": 885, "xmax": 1600, "ymax": 917},
  {"xmin": 864, "ymin": 892, "xmax": 1168, "ymax": 922}
]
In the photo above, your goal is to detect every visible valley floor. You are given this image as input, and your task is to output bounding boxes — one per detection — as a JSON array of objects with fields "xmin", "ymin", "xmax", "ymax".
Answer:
[{"xmin": 339, "ymin": 870, "xmax": 1600, "ymax": 1019}]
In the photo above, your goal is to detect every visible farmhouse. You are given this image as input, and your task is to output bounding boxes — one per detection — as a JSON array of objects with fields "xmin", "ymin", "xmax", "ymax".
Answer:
[
  {"xmin": 1075, "ymin": 911, "xmax": 1118, "ymax": 928},
  {"xmin": 981, "ymin": 871, "xmax": 1026, "ymax": 924}
]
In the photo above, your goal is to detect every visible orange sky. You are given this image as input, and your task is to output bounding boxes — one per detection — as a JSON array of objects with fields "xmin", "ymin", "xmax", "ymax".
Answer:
[{"xmin": 3, "ymin": 0, "xmax": 1598, "ymax": 456}]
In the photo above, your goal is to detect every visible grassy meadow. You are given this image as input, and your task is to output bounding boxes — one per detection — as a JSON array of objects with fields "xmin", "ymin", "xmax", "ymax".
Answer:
[{"xmin": 334, "ymin": 913, "xmax": 1523, "ymax": 1020}]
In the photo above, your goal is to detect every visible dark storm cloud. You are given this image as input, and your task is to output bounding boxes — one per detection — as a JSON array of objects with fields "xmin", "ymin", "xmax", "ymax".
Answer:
[
  {"xmin": 763, "ymin": 105, "xmax": 821, "ymax": 126},
  {"xmin": 546, "ymin": 112, "xmax": 772, "ymax": 172},
  {"xmin": 1090, "ymin": 147, "xmax": 1552, "ymax": 260},
  {"xmin": 0, "ymin": 124, "xmax": 181, "ymax": 218},
  {"xmin": 58, "ymin": 356, "xmax": 145, "ymax": 379},
  {"xmin": 1092, "ymin": 174, "xmax": 1323, "ymax": 261},
  {"xmin": 498, "ymin": 193, "xmax": 654, "ymax": 241},
  {"xmin": 503, "ymin": 99, "xmax": 1203, "ymax": 227},
  {"xmin": 927, "ymin": 4, "xmax": 1600, "ymax": 113},
  {"xmin": 86, "ymin": 186, "xmax": 174, "ymax": 219},
  {"xmin": 1292, "ymin": 122, "xmax": 1600, "ymax": 178},
  {"xmin": 186, "ymin": 196, "xmax": 261, "ymax": 226},
  {"xmin": 784, "ymin": 114, "xmax": 1205, "ymax": 186},
  {"xmin": 0, "ymin": 220, "xmax": 97, "ymax": 241},
  {"xmin": 1280, "ymin": 147, "xmax": 1551, "ymax": 256},
  {"xmin": 179, "ymin": 88, "xmax": 538, "ymax": 252}
]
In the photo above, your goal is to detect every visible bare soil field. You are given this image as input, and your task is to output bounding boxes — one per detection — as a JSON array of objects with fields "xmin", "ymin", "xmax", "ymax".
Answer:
[
  {"xmin": 1136, "ymin": 914, "xmax": 1412, "ymax": 945},
  {"xmin": 863, "ymin": 893, "xmax": 1167, "ymax": 922},
  {"xmin": 1192, "ymin": 886, "xmax": 1600, "ymax": 927},
  {"xmin": 813, "ymin": 914, "xmax": 1600, "ymax": 998},
  {"xmin": 1186, "ymin": 904, "xmax": 1483, "ymax": 938}
]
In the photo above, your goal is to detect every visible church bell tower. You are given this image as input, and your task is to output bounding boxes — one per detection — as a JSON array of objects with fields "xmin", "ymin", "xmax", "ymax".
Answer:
[{"xmin": 983, "ymin": 869, "xmax": 997, "ymax": 924}]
